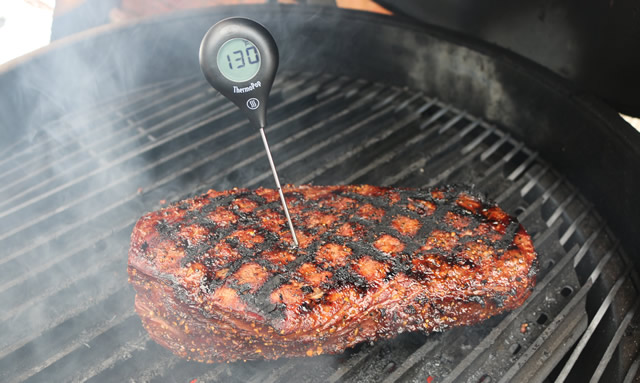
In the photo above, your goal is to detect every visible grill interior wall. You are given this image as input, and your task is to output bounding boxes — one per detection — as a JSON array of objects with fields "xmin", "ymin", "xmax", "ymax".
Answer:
[{"xmin": 0, "ymin": 73, "xmax": 638, "ymax": 382}]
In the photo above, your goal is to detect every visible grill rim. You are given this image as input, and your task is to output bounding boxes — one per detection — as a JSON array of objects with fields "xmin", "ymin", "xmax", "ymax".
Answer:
[
  {"xmin": 0, "ymin": 4, "xmax": 636, "ymax": 382},
  {"xmin": 0, "ymin": 71, "xmax": 637, "ymax": 382}
]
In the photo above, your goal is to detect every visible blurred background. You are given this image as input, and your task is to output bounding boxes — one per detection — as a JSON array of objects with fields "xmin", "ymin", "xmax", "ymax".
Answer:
[
  {"xmin": 0, "ymin": 0, "xmax": 55, "ymax": 65},
  {"xmin": 0, "ymin": 0, "xmax": 388, "ymax": 65}
]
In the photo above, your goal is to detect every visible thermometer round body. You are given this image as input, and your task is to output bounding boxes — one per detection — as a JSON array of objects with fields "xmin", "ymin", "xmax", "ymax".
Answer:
[{"xmin": 199, "ymin": 17, "xmax": 279, "ymax": 130}]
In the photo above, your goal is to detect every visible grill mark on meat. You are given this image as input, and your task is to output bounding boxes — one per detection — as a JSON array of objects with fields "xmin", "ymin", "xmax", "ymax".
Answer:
[{"xmin": 128, "ymin": 184, "xmax": 537, "ymax": 362}]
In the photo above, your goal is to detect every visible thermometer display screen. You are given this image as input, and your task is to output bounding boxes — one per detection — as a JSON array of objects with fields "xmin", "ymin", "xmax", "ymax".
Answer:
[{"xmin": 216, "ymin": 38, "xmax": 261, "ymax": 82}]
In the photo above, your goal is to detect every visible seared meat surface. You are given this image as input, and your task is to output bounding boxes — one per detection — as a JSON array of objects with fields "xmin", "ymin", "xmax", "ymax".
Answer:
[{"xmin": 128, "ymin": 185, "xmax": 537, "ymax": 363}]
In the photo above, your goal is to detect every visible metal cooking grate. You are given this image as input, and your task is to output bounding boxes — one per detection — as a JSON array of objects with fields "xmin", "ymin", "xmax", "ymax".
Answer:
[{"xmin": 0, "ymin": 72, "xmax": 638, "ymax": 383}]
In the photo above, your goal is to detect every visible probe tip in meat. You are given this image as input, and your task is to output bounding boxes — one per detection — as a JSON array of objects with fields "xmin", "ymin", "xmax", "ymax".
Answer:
[{"xmin": 259, "ymin": 127, "xmax": 299, "ymax": 247}]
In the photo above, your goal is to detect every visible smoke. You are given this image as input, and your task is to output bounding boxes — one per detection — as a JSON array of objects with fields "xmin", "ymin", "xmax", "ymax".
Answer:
[
  {"xmin": 0, "ymin": 4, "xmax": 347, "ymax": 381},
  {"xmin": 0, "ymin": 6, "xmax": 201, "ymax": 381}
]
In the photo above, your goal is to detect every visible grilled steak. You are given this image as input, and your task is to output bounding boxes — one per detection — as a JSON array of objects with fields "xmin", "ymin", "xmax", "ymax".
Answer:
[{"xmin": 128, "ymin": 185, "xmax": 537, "ymax": 363}]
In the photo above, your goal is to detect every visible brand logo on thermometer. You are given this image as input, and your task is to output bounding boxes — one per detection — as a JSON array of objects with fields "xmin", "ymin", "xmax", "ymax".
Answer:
[
  {"xmin": 246, "ymin": 98, "xmax": 260, "ymax": 110},
  {"xmin": 233, "ymin": 81, "xmax": 262, "ymax": 94}
]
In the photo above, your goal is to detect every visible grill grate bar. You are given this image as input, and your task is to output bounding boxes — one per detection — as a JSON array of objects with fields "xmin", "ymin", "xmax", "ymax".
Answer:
[
  {"xmin": 0, "ymin": 216, "xmax": 132, "ymax": 295},
  {"xmin": 294, "ymin": 102, "xmax": 421, "ymax": 185},
  {"xmin": 0, "ymin": 285, "xmax": 132, "ymax": 362},
  {"xmin": 423, "ymin": 105, "xmax": 450, "ymax": 130},
  {"xmin": 495, "ymin": 164, "xmax": 549, "ymax": 205},
  {"xmin": 338, "ymin": 99, "xmax": 444, "ymax": 185},
  {"xmin": 0, "ymin": 93, "xmax": 229, "ymax": 209},
  {"xmin": 0, "ymin": 245, "xmax": 124, "ymax": 322},
  {"xmin": 127, "ymin": 355, "xmax": 181, "ymax": 383},
  {"xmin": 82, "ymin": 340, "xmax": 184, "ymax": 383},
  {"xmin": 471, "ymin": 140, "xmax": 523, "ymax": 189},
  {"xmin": 0, "ymin": 112, "xmax": 219, "ymax": 227},
  {"xmin": 573, "ymin": 225, "xmax": 606, "ymax": 268},
  {"xmin": 371, "ymin": 88, "xmax": 403, "ymax": 110},
  {"xmin": 60, "ymin": 332, "xmax": 149, "ymax": 383},
  {"xmin": 546, "ymin": 190, "xmax": 578, "ymax": 227},
  {"xmin": 497, "ymin": 242, "xmax": 620, "ymax": 383},
  {"xmin": 0, "ymin": 111, "xmax": 232, "ymax": 258},
  {"xmin": 559, "ymin": 205, "xmax": 592, "ymax": 246},
  {"xmin": 1, "ymin": 242, "xmax": 127, "ymax": 321},
  {"xmin": 520, "ymin": 164, "xmax": 551, "ymax": 197},
  {"xmin": 0, "ymin": 136, "xmax": 28, "ymax": 159},
  {"xmin": 317, "ymin": 76, "xmax": 356, "ymax": 98},
  {"xmin": 532, "ymin": 212, "xmax": 564, "ymax": 249},
  {"xmin": 326, "ymin": 344, "xmax": 385, "ymax": 383},
  {"xmin": 0, "ymin": 218, "xmax": 131, "ymax": 316},
  {"xmin": 484, "ymin": 158, "xmax": 546, "ymax": 210},
  {"xmin": 506, "ymin": 151, "xmax": 539, "ymax": 181},
  {"xmin": 88, "ymin": 344, "xmax": 179, "ymax": 383},
  {"xmin": 157, "ymin": 75, "xmax": 371, "ymax": 192},
  {"xmin": 46, "ymin": 77, "xmax": 185, "ymax": 131},
  {"xmin": 0, "ymin": 78, "xmax": 182, "ymax": 171},
  {"xmin": 0, "ymin": 81, "xmax": 220, "ymax": 184},
  {"xmin": 46, "ymin": 77, "xmax": 200, "ymax": 138},
  {"xmin": 393, "ymin": 92, "xmax": 423, "ymax": 112},
  {"xmin": 2, "ymin": 82, "xmax": 215, "ymax": 191},
  {"xmin": 623, "ymin": 355, "xmax": 640, "ymax": 383},
  {"xmin": 378, "ymin": 113, "xmax": 478, "ymax": 186},
  {"xmin": 0, "ymin": 74, "xmax": 332, "ymax": 253},
  {"xmin": 10, "ymin": 310, "xmax": 136, "ymax": 382},
  {"xmin": 382, "ymin": 331, "xmax": 465, "ymax": 383},
  {"xmin": 0, "ymin": 80, "xmax": 207, "ymax": 179},
  {"xmin": 247, "ymin": 361, "xmax": 298, "ymax": 383},
  {"xmin": 436, "ymin": 109, "xmax": 465, "ymax": 133},
  {"xmin": 479, "ymin": 132, "xmax": 510, "ymax": 161},
  {"xmin": 554, "ymin": 271, "xmax": 630, "ymax": 382},
  {"xmin": 422, "ymin": 145, "xmax": 484, "ymax": 188},
  {"xmin": 477, "ymin": 141, "xmax": 526, "ymax": 186},
  {"xmin": 518, "ymin": 176, "xmax": 564, "ymax": 222},
  {"xmin": 460, "ymin": 123, "xmax": 495, "ymax": 154},
  {"xmin": 590, "ymin": 300, "xmax": 640, "ymax": 383}
]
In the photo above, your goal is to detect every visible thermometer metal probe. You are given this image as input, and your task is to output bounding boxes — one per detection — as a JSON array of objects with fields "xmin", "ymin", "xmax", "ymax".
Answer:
[{"xmin": 199, "ymin": 17, "xmax": 299, "ymax": 247}]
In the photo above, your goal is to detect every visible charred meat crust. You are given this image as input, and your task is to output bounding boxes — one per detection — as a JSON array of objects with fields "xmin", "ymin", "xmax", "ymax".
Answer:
[{"xmin": 128, "ymin": 184, "xmax": 538, "ymax": 362}]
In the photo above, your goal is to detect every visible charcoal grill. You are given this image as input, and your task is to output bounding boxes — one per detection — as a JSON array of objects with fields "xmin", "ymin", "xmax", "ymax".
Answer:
[{"xmin": 0, "ymin": 5, "xmax": 639, "ymax": 382}]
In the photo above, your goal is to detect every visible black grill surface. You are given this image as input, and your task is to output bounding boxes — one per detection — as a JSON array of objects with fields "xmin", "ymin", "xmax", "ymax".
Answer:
[{"xmin": 0, "ymin": 72, "xmax": 638, "ymax": 382}]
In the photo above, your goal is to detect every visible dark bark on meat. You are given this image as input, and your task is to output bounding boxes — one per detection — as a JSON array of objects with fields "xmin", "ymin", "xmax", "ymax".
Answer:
[{"xmin": 127, "ymin": 184, "xmax": 537, "ymax": 363}]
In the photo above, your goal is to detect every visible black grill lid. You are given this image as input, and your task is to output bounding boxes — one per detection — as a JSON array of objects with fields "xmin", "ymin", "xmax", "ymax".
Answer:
[{"xmin": 376, "ymin": 0, "xmax": 640, "ymax": 116}]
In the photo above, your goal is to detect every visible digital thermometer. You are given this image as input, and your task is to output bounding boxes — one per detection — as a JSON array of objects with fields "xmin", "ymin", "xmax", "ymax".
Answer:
[{"xmin": 199, "ymin": 17, "xmax": 299, "ymax": 247}]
